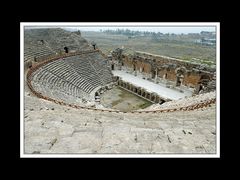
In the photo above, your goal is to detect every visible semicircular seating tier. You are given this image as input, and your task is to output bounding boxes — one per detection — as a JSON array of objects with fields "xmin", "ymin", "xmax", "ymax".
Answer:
[
  {"xmin": 24, "ymin": 43, "xmax": 57, "ymax": 62},
  {"xmin": 31, "ymin": 51, "xmax": 113, "ymax": 104}
]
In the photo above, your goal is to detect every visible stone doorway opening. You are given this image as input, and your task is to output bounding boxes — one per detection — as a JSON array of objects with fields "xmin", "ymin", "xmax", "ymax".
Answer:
[{"xmin": 64, "ymin": 47, "xmax": 69, "ymax": 53}]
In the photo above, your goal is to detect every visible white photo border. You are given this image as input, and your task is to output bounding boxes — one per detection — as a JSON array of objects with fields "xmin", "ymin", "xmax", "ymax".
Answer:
[{"xmin": 20, "ymin": 22, "xmax": 220, "ymax": 158}]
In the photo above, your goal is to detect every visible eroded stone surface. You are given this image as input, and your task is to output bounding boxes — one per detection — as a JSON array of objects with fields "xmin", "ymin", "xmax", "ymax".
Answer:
[{"xmin": 24, "ymin": 94, "xmax": 216, "ymax": 154}]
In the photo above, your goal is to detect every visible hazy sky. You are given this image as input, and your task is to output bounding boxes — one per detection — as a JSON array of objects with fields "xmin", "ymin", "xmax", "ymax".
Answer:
[{"xmin": 26, "ymin": 26, "xmax": 216, "ymax": 34}]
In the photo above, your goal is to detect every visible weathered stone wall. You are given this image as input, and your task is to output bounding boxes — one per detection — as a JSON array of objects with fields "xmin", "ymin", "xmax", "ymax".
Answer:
[
  {"xmin": 121, "ymin": 51, "xmax": 215, "ymax": 92},
  {"xmin": 183, "ymin": 73, "xmax": 201, "ymax": 87},
  {"xmin": 136, "ymin": 60, "xmax": 152, "ymax": 73},
  {"xmin": 158, "ymin": 69, "xmax": 176, "ymax": 82},
  {"xmin": 123, "ymin": 56, "xmax": 133, "ymax": 69},
  {"xmin": 117, "ymin": 78, "xmax": 168, "ymax": 103}
]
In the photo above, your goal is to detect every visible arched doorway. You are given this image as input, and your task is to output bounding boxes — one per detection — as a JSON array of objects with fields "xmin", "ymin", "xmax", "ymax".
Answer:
[
  {"xmin": 200, "ymin": 74, "xmax": 210, "ymax": 81},
  {"xmin": 151, "ymin": 95, "xmax": 155, "ymax": 102},
  {"xmin": 95, "ymin": 92, "xmax": 100, "ymax": 102},
  {"xmin": 163, "ymin": 73, "xmax": 167, "ymax": 79},
  {"xmin": 138, "ymin": 89, "xmax": 141, "ymax": 95},
  {"xmin": 133, "ymin": 64, "xmax": 136, "ymax": 71},
  {"xmin": 198, "ymin": 74, "xmax": 211, "ymax": 87},
  {"xmin": 64, "ymin": 47, "xmax": 69, "ymax": 53},
  {"xmin": 152, "ymin": 70, "xmax": 156, "ymax": 79},
  {"xmin": 176, "ymin": 76, "xmax": 182, "ymax": 86},
  {"xmin": 95, "ymin": 92, "xmax": 99, "ymax": 96},
  {"xmin": 196, "ymin": 74, "xmax": 211, "ymax": 94}
]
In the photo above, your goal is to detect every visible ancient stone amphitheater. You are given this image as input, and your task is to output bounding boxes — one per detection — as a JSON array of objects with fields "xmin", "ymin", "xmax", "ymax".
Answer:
[{"xmin": 24, "ymin": 28, "xmax": 217, "ymax": 155}]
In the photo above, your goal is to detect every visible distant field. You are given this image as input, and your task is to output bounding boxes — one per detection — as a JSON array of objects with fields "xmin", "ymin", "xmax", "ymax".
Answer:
[{"xmin": 81, "ymin": 31, "xmax": 216, "ymax": 65}]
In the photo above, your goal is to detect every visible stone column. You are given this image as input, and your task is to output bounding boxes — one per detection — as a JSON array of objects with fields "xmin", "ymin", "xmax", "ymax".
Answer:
[
  {"xmin": 141, "ymin": 89, "xmax": 144, "ymax": 96},
  {"xmin": 137, "ymin": 88, "xmax": 141, "ymax": 95},
  {"xmin": 155, "ymin": 68, "xmax": 158, "ymax": 83},
  {"xmin": 126, "ymin": 83, "xmax": 129, "ymax": 90},
  {"xmin": 120, "ymin": 80, "xmax": 123, "ymax": 87},
  {"xmin": 150, "ymin": 93, "xmax": 153, "ymax": 101},
  {"xmin": 132, "ymin": 87, "xmax": 135, "ymax": 93},
  {"xmin": 152, "ymin": 94, "xmax": 157, "ymax": 102}
]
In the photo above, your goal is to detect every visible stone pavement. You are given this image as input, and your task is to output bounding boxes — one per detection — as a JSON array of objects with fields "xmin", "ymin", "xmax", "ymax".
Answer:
[
  {"xmin": 112, "ymin": 70, "xmax": 192, "ymax": 100},
  {"xmin": 24, "ymin": 94, "xmax": 216, "ymax": 154}
]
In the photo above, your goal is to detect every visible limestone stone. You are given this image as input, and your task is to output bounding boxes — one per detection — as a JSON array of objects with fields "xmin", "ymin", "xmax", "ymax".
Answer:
[
  {"xmin": 24, "ymin": 93, "xmax": 216, "ymax": 154},
  {"xmin": 23, "ymin": 28, "xmax": 216, "ymax": 155}
]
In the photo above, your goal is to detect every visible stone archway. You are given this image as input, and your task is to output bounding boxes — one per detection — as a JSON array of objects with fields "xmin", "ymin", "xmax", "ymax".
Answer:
[
  {"xmin": 137, "ymin": 88, "xmax": 141, "ymax": 95},
  {"xmin": 195, "ymin": 84, "xmax": 204, "ymax": 94},
  {"xmin": 95, "ymin": 91, "xmax": 100, "ymax": 102},
  {"xmin": 146, "ymin": 93, "xmax": 150, "ymax": 100},
  {"xmin": 133, "ymin": 64, "xmax": 136, "ymax": 71},
  {"xmin": 151, "ymin": 70, "xmax": 156, "ymax": 79},
  {"xmin": 176, "ymin": 76, "xmax": 182, "ymax": 86},
  {"xmin": 95, "ymin": 92, "xmax": 99, "ymax": 96},
  {"xmin": 195, "ymin": 74, "xmax": 211, "ymax": 94},
  {"xmin": 151, "ymin": 94, "xmax": 155, "ymax": 102},
  {"xmin": 200, "ymin": 74, "xmax": 211, "ymax": 81},
  {"xmin": 64, "ymin": 47, "xmax": 69, "ymax": 53},
  {"xmin": 198, "ymin": 74, "xmax": 211, "ymax": 87},
  {"xmin": 163, "ymin": 73, "xmax": 167, "ymax": 79}
]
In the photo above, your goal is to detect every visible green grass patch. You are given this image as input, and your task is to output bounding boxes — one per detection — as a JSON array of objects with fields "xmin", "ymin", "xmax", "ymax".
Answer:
[
  {"xmin": 138, "ymin": 102, "xmax": 152, "ymax": 109},
  {"xmin": 101, "ymin": 86, "xmax": 152, "ymax": 111}
]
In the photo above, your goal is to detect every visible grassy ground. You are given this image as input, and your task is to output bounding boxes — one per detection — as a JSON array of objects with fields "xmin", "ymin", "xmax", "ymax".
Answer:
[
  {"xmin": 100, "ymin": 87, "xmax": 152, "ymax": 112},
  {"xmin": 81, "ymin": 31, "xmax": 216, "ymax": 65}
]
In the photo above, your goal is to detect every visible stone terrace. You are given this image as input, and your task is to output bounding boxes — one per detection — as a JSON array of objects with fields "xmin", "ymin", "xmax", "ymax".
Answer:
[
  {"xmin": 24, "ymin": 93, "xmax": 216, "ymax": 154},
  {"xmin": 30, "ymin": 51, "xmax": 113, "ymax": 104}
]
